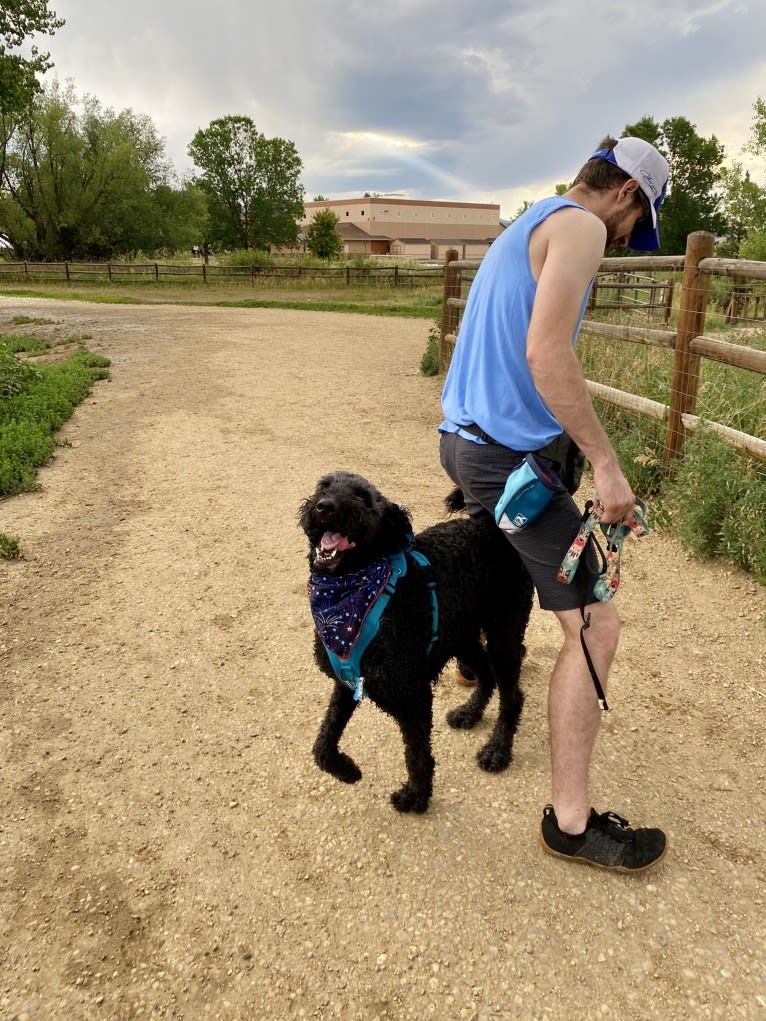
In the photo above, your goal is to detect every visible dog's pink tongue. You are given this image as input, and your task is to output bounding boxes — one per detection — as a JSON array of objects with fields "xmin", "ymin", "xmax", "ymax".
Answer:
[{"xmin": 320, "ymin": 531, "xmax": 356, "ymax": 552}]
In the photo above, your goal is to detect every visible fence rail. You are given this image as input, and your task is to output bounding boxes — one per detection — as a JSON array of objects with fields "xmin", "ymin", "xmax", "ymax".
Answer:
[
  {"xmin": 439, "ymin": 234, "xmax": 766, "ymax": 464},
  {"xmin": 0, "ymin": 260, "xmax": 443, "ymax": 287}
]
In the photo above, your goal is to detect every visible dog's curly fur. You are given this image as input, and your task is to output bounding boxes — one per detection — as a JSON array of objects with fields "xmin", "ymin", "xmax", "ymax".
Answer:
[{"xmin": 299, "ymin": 471, "xmax": 533, "ymax": 812}]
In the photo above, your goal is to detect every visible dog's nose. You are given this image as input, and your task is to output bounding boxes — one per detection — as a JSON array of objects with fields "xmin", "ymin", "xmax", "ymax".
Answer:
[{"xmin": 315, "ymin": 496, "xmax": 336, "ymax": 515}]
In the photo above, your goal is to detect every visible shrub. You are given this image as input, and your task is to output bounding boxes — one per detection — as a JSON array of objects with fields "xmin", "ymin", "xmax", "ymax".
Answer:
[
  {"xmin": 0, "ymin": 533, "xmax": 22, "ymax": 559},
  {"xmin": 0, "ymin": 341, "xmax": 110, "ymax": 497},
  {"xmin": 420, "ymin": 319, "xmax": 441, "ymax": 376},
  {"xmin": 663, "ymin": 428, "xmax": 766, "ymax": 577}
]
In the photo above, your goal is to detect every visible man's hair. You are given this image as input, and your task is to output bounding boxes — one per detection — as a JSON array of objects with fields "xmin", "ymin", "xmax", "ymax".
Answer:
[
  {"xmin": 571, "ymin": 136, "xmax": 629, "ymax": 190},
  {"xmin": 571, "ymin": 135, "xmax": 649, "ymax": 216}
]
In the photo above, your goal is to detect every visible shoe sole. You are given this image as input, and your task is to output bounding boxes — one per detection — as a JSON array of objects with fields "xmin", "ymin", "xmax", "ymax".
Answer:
[
  {"xmin": 455, "ymin": 670, "xmax": 477, "ymax": 687},
  {"xmin": 538, "ymin": 831, "xmax": 669, "ymax": 873}
]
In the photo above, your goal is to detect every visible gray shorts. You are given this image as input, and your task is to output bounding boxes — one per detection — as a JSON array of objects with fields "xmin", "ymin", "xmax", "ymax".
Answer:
[{"xmin": 440, "ymin": 431, "xmax": 601, "ymax": 611}]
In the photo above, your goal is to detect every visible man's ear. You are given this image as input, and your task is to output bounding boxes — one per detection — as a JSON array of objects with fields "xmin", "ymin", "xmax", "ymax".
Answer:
[{"xmin": 619, "ymin": 179, "xmax": 641, "ymax": 205}]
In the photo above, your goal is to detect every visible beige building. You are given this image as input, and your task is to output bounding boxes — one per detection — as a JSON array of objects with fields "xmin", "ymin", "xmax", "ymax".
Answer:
[{"xmin": 300, "ymin": 196, "xmax": 502, "ymax": 259}]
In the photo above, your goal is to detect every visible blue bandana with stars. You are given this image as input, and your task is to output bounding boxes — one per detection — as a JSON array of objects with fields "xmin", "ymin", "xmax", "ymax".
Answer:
[{"xmin": 308, "ymin": 558, "xmax": 393, "ymax": 660}]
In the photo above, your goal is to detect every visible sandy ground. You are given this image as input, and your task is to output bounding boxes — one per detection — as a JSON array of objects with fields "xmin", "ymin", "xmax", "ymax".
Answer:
[{"xmin": 0, "ymin": 296, "xmax": 764, "ymax": 1021}]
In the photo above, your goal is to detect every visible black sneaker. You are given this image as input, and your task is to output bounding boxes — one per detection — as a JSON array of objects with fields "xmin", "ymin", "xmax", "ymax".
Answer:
[{"xmin": 540, "ymin": 804, "xmax": 667, "ymax": 872}]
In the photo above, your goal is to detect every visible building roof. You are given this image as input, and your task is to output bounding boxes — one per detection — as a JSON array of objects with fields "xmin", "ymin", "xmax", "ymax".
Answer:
[{"xmin": 336, "ymin": 222, "xmax": 391, "ymax": 242}]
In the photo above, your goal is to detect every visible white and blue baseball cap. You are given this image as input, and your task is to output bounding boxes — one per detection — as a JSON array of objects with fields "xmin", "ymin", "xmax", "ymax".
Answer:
[{"xmin": 589, "ymin": 137, "xmax": 670, "ymax": 250}]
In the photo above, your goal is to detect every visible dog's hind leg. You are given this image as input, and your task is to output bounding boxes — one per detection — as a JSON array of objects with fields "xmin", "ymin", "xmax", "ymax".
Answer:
[
  {"xmin": 475, "ymin": 599, "xmax": 530, "ymax": 773},
  {"xmin": 445, "ymin": 644, "xmax": 495, "ymax": 730},
  {"xmin": 312, "ymin": 683, "xmax": 363, "ymax": 784},
  {"xmin": 390, "ymin": 699, "xmax": 435, "ymax": 813}
]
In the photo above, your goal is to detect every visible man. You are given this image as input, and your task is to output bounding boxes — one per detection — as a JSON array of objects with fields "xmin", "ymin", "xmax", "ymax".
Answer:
[{"xmin": 439, "ymin": 136, "xmax": 670, "ymax": 872}]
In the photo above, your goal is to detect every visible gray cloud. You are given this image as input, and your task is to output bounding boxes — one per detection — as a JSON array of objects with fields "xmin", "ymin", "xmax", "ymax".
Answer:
[{"xmin": 42, "ymin": 0, "xmax": 766, "ymax": 215}]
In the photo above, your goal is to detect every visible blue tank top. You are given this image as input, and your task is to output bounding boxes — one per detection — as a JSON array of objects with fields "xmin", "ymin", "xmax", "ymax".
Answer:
[{"xmin": 440, "ymin": 196, "xmax": 594, "ymax": 450}]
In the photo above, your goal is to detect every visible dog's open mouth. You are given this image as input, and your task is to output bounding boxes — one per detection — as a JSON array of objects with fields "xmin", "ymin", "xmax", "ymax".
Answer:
[{"xmin": 314, "ymin": 530, "xmax": 356, "ymax": 565}]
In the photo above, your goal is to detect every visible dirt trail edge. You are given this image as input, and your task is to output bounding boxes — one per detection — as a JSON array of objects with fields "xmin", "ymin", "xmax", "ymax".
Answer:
[{"xmin": 1, "ymin": 297, "xmax": 764, "ymax": 1021}]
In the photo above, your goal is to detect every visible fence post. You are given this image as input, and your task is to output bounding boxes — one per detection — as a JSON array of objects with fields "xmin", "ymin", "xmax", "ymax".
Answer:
[
  {"xmin": 662, "ymin": 231, "xmax": 714, "ymax": 467},
  {"xmin": 663, "ymin": 279, "xmax": 673, "ymax": 324},
  {"xmin": 65, "ymin": 262, "xmax": 70, "ymax": 282},
  {"xmin": 439, "ymin": 249, "xmax": 461, "ymax": 374}
]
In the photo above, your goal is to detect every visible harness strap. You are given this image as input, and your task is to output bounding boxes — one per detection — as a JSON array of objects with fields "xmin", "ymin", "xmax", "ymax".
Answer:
[
  {"xmin": 408, "ymin": 548, "xmax": 439, "ymax": 655},
  {"xmin": 325, "ymin": 545, "xmax": 440, "ymax": 701}
]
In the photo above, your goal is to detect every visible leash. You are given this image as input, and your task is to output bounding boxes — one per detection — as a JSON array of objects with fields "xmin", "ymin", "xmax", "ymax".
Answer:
[
  {"xmin": 558, "ymin": 496, "xmax": 649, "ymax": 600},
  {"xmin": 557, "ymin": 496, "xmax": 650, "ymax": 711}
]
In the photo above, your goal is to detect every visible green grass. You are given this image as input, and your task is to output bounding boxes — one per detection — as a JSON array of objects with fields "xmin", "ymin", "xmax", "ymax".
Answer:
[{"xmin": 0, "ymin": 334, "xmax": 110, "ymax": 496}]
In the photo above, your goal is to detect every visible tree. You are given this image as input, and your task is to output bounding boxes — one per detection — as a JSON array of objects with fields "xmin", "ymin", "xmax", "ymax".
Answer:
[
  {"xmin": 623, "ymin": 115, "xmax": 726, "ymax": 254},
  {"xmin": 732, "ymin": 96, "xmax": 766, "ymax": 259},
  {"xmin": 0, "ymin": 1, "xmax": 64, "ymax": 116},
  {"xmin": 0, "ymin": 81, "xmax": 205, "ymax": 259},
  {"xmin": 305, "ymin": 208, "xmax": 343, "ymax": 260},
  {"xmin": 745, "ymin": 96, "xmax": 766, "ymax": 157},
  {"xmin": 717, "ymin": 161, "xmax": 766, "ymax": 257},
  {"xmin": 187, "ymin": 115, "xmax": 304, "ymax": 251}
]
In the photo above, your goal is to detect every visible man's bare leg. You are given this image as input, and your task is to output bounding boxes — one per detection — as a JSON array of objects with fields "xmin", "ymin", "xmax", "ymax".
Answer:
[{"xmin": 548, "ymin": 602, "xmax": 620, "ymax": 834}]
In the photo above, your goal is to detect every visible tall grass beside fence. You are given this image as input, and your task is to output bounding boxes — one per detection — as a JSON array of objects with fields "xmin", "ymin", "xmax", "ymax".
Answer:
[{"xmin": 575, "ymin": 314, "xmax": 766, "ymax": 579}]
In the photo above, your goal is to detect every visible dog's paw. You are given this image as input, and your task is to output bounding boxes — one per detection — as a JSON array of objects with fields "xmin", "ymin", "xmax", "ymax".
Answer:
[
  {"xmin": 314, "ymin": 749, "xmax": 362, "ymax": 784},
  {"xmin": 476, "ymin": 740, "xmax": 512, "ymax": 773},
  {"xmin": 390, "ymin": 784, "xmax": 430, "ymax": 813},
  {"xmin": 446, "ymin": 704, "xmax": 482, "ymax": 730}
]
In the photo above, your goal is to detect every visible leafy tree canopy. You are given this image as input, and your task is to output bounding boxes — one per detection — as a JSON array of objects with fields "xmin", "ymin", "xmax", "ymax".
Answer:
[
  {"xmin": 305, "ymin": 208, "xmax": 343, "ymax": 260},
  {"xmin": 745, "ymin": 96, "xmax": 766, "ymax": 157},
  {"xmin": 187, "ymin": 115, "xmax": 304, "ymax": 251},
  {"xmin": 0, "ymin": 0, "xmax": 64, "ymax": 116},
  {"xmin": 717, "ymin": 161, "xmax": 766, "ymax": 257},
  {"xmin": 0, "ymin": 81, "xmax": 207, "ymax": 260},
  {"xmin": 623, "ymin": 115, "xmax": 726, "ymax": 255}
]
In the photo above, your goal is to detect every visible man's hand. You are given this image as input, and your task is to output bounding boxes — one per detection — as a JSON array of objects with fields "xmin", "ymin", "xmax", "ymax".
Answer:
[{"xmin": 591, "ymin": 464, "xmax": 635, "ymax": 524}]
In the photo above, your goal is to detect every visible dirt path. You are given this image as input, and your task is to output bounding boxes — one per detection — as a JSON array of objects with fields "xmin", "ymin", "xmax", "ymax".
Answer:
[{"xmin": 0, "ymin": 297, "xmax": 764, "ymax": 1021}]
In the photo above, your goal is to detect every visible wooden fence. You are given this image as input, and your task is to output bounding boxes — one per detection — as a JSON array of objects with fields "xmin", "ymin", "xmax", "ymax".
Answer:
[
  {"xmin": 439, "ymin": 232, "xmax": 766, "ymax": 465},
  {"xmin": 587, "ymin": 272, "xmax": 674, "ymax": 322},
  {"xmin": 0, "ymin": 260, "xmax": 442, "ymax": 288}
]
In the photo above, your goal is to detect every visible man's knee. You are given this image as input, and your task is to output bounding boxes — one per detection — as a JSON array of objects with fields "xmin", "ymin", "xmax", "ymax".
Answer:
[
  {"xmin": 582, "ymin": 602, "xmax": 621, "ymax": 654},
  {"xmin": 556, "ymin": 603, "xmax": 620, "ymax": 653}
]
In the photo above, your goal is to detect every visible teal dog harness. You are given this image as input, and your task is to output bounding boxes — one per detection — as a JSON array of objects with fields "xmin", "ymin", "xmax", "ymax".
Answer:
[{"xmin": 308, "ymin": 543, "xmax": 439, "ymax": 702}]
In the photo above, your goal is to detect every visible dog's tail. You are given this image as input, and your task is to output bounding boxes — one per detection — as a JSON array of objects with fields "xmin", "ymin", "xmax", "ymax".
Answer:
[{"xmin": 444, "ymin": 487, "xmax": 467, "ymax": 514}]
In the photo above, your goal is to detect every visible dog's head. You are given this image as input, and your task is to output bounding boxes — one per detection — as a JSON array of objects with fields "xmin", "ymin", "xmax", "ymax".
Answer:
[{"xmin": 299, "ymin": 471, "xmax": 413, "ymax": 574}]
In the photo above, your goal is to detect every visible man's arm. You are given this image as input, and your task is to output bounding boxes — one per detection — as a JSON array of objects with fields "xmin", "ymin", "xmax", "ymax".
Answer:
[{"xmin": 526, "ymin": 208, "xmax": 635, "ymax": 523}]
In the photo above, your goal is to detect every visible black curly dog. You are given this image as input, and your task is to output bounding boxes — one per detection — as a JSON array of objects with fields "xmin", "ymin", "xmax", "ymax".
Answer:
[{"xmin": 299, "ymin": 471, "xmax": 533, "ymax": 812}]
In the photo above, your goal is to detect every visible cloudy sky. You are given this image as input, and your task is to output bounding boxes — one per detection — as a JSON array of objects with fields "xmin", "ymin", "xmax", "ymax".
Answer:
[{"xmin": 31, "ymin": 0, "xmax": 766, "ymax": 217}]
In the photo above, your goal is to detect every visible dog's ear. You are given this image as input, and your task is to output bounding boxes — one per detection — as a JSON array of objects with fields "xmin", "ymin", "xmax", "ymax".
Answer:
[
  {"xmin": 297, "ymin": 496, "xmax": 313, "ymax": 532},
  {"xmin": 380, "ymin": 499, "xmax": 413, "ymax": 549}
]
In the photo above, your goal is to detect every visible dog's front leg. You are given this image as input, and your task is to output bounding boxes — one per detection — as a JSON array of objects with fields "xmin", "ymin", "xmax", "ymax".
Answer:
[
  {"xmin": 390, "ymin": 702, "xmax": 435, "ymax": 813},
  {"xmin": 312, "ymin": 682, "xmax": 363, "ymax": 784}
]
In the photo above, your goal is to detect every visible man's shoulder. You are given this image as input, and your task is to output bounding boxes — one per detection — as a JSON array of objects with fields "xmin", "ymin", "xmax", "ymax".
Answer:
[{"xmin": 540, "ymin": 202, "xmax": 606, "ymax": 251}]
